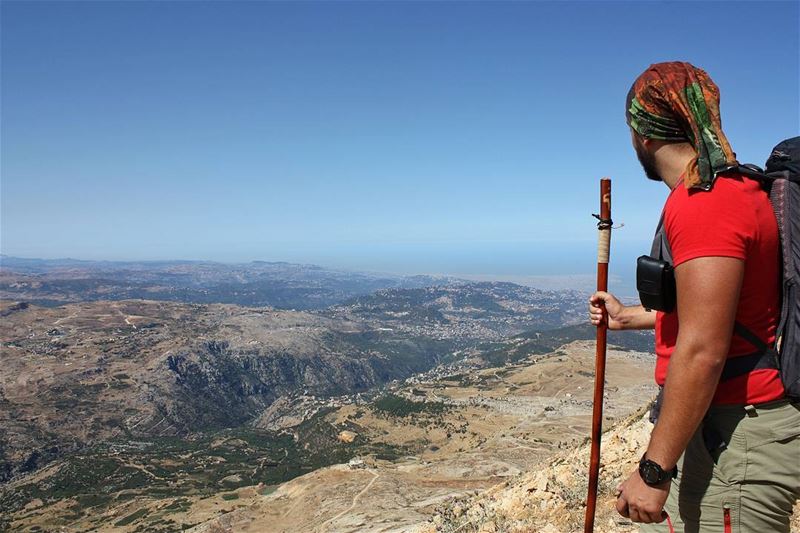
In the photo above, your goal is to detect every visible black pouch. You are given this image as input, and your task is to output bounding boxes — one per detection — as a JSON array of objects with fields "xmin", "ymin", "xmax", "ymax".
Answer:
[
  {"xmin": 638, "ymin": 209, "xmax": 676, "ymax": 312},
  {"xmin": 637, "ymin": 255, "xmax": 675, "ymax": 312}
]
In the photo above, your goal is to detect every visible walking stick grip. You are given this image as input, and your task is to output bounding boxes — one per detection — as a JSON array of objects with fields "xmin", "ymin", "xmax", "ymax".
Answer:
[{"xmin": 597, "ymin": 228, "xmax": 611, "ymax": 264}]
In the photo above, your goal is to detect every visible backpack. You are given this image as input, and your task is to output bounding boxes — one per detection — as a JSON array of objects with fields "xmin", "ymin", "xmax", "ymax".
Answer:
[
  {"xmin": 643, "ymin": 137, "xmax": 799, "ymax": 400},
  {"xmin": 760, "ymin": 137, "xmax": 800, "ymax": 400}
]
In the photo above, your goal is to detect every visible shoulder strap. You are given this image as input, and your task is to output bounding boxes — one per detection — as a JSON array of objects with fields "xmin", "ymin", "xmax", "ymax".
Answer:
[
  {"xmin": 651, "ymin": 210, "xmax": 673, "ymax": 264},
  {"xmin": 717, "ymin": 163, "xmax": 791, "ymax": 183}
]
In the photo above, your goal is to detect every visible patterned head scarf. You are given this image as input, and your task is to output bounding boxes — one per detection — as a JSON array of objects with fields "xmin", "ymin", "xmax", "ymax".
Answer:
[{"xmin": 626, "ymin": 62, "xmax": 738, "ymax": 190}]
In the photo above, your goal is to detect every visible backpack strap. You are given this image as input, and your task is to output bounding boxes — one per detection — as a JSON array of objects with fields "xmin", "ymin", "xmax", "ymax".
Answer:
[
  {"xmin": 719, "ymin": 322, "xmax": 780, "ymax": 382},
  {"xmin": 717, "ymin": 164, "xmax": 794, "ymax": 183},
  {"xmin": 650, "ymin": 321, "xmax": 779, "ymax": 424},
  {"xmin": 733, "ymin": 321, "xmax": 768, "ymax": 351},
  {"xmin": 651, "ymin": 210, "xmax": 673, "ymax": 264}
]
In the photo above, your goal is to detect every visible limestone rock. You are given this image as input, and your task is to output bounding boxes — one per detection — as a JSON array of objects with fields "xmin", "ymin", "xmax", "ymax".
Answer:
[{"xmin": 337, "ymin": 430, "xmax": 358, "ymax": 443}]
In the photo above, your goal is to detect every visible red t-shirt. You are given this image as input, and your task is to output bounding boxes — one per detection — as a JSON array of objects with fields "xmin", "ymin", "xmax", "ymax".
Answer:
[{"xmin": 654, "ymin": 173, "xmax": 784, "ymax": 404}]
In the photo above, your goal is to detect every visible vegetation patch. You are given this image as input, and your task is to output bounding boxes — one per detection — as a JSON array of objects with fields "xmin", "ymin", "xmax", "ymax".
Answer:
[
  {"xmin": 373, "ymin": 394, "xmax": 449, "ymax": 417},
  {"xmin": 1, "ymin": 409, "xmax": 410, "ymax": 531},
  {"xmin": 114, "ymin": 507, "xmax": 149, "ymax": 527},
  {"xmin": 162, "ymin": 498, "xmax": 193, "ymax": 513}
]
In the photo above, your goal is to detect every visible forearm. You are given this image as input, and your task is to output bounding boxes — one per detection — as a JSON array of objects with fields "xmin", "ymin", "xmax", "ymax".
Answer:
[
  {"xmin": 645, "ymin": 256, "xmax": 743, "ymax": 470},
  {"xmin": 644, "ymin": 343, "xmax": 726, "ymax": 469},
  {"xmin": 618, "ymin": 305, "xmax": 656, "ymax": 330}
]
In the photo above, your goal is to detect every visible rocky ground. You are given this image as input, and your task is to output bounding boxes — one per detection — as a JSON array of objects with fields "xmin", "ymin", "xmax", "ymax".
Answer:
[
  {"xmin": 418, "ymin": 411, "xmax": 800, "ymax": 533},
  {"xmin": 419, "ymin": 408, "xmax": 655, "ymax": 533},
  {"xmin": 180, "ymin": 341, "xmax": 656, "ymax": 533}
]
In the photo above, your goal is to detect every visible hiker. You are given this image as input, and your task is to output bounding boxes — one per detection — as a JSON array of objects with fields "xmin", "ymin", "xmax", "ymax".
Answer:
[{"xmin": 588, "ymin": 62, "xmax": 800, "ymax": 532}]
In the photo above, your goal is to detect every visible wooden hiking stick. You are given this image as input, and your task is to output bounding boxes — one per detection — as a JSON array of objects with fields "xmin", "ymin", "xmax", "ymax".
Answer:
[{"xmin": 585, "ymin": 178, "xmax": 612, "ymax": 533}]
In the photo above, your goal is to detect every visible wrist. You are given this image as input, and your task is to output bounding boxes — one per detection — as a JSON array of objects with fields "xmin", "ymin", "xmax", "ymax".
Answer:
[
  {"xmin": 638, "ymin": 453, "xmax": 678, "ymax": 487},
  {"xmin": 613, "ymin": 304, "xmax": 631, "ymax": 329}
]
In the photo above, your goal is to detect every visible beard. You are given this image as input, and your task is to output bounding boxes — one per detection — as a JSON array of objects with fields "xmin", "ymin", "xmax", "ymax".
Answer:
[{"xmin": 633, "ymin": 136, "xmax": 662, "ymax": 182}]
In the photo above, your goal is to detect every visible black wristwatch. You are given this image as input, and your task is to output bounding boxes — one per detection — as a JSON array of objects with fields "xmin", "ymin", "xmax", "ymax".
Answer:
[{"xmin": 638, "ymin": 454, "xmax": 678, "ymax": 487}]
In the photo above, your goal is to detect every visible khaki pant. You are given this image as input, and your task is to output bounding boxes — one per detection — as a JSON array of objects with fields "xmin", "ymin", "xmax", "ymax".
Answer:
[{"xmin": 640, "ymin": 400, "xmax": 800, "ymax": 533}]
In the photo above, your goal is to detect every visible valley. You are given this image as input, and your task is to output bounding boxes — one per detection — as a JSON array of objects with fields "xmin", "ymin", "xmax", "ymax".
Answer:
[
  {"xmin": 2, "ymin": 332, "xmax": 656, "ymax": 532},
  {"xmin": 0, "ymin": 257, "xmax": 657, "ymax": 532}
]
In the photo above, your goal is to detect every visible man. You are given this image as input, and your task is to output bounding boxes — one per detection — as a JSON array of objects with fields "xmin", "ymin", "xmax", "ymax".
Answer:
[{"xmin": 588, "ymin": 62, "xmax": 800, "ymax": 532}]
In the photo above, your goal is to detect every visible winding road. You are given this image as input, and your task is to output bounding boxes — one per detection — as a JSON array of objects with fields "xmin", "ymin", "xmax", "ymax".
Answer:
[{"xmin": 317, "ymin": 469, "xmax": 380, "ymax": 532}]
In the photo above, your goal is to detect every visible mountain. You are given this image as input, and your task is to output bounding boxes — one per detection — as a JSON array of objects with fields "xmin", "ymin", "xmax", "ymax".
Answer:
[
  {"xmin": 1, "ymin": 280, "xmax": 591, "ymax": 485},
  {"xmin": 0, "ymin": 255, "xmax": 456, "ymax": 310},
  {"xmin": 0, "ymin": 266, "xmax": 636, "ymax": 532}
]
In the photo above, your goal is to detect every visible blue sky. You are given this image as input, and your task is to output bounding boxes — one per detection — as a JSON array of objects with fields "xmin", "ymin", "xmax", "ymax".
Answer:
[{"xmin": 2, "ymin": 1, "xmax": 798, "ymax": 292}]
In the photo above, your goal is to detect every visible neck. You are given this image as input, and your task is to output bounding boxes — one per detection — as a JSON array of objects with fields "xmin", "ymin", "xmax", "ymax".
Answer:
[
  {"xmin": 661, "ymin": 165, "xmax": 685, "ymax": 190},
  {"xmin": 654, "ymin": 147, "xmax": 695, "ymax": 190}
]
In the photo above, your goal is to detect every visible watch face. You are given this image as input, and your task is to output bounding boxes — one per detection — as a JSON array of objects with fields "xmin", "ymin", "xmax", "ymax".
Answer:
[{"xmin": 640, "ymin": 461, "xmax": 661, "ymax": 484}]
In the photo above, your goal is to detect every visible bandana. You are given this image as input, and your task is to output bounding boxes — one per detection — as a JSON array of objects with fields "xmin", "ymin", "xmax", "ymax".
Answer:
[{"xmin": 626, "ymin": 62, "xmax": 738, "ymax": 190}]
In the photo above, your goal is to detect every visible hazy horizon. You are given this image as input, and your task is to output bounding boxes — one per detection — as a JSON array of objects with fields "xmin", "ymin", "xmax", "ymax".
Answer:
[{"xmin": 0, "ymin": 244, "xmax": 639, "ymax": 296}]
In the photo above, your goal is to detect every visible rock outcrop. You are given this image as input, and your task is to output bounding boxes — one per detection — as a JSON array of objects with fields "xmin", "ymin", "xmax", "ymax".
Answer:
[{"xmin": 420, "ymin": 407, "xmax": 800, "ymax": 533}]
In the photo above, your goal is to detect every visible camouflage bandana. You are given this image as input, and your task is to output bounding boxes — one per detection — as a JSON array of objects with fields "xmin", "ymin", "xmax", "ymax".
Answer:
[{"xmin": 626, "ymin": 62, "xmax": 738, "ymax": 190}]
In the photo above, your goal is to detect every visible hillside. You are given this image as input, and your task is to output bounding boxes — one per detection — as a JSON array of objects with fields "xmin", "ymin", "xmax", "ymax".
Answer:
[
  {"xmin": 0, "ymin": 299, "xmax": 454, "ymax": 485},
  {"xmin": 120, "ymin": 340, "xmax": 655, "ymax": 533},
  {"xmin": 478, "ymin": 323, "xmax": 654, "ymax": 366},
  {"xmin": 327, "ymin": 283, "xmax": 587, "ymax": 342}
]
